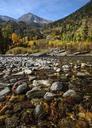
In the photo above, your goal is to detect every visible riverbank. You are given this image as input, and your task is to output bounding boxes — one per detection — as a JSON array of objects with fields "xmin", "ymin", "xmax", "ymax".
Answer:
[{"xmin": 0, "ymin": 56, "xmax": 92, "ymax": 128}]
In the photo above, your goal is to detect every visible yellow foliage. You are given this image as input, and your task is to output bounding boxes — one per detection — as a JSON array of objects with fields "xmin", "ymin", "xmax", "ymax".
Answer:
[
  {"xmin": 12, "ymin": 33, "xmax": 19, "ymax": 44},
  {"xmin": 48, "ymin": 40, "xmax": 92, "ymax": 52},
  {"xmin": 48, "ymin": 40, "xmax": 63, "ymax": 47},
  {"xmin": 77, "ymin": 42, "xmax": 92, "ymax": 51},
  {"xmin": 27, "ymin": 40, "xmax": 36, "ymax": 47},
  {"xmin": 78, "ymin": 112, "xmax": 92, "ymax": 121}
]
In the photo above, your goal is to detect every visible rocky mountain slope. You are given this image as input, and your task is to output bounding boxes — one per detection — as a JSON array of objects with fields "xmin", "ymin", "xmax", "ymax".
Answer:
[
  {"xmin": 0, "ymin": 12, "xmax": 50, "ymax": 28},
  {"xmin": 18, "ymin": 12, "xmax": 50, "ymax": 26}
]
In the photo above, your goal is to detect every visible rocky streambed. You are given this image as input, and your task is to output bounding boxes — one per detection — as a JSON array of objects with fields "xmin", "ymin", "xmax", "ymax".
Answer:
[{"xmin": 0, "ymin": 56, "xmax": 92, "ymax": 128}]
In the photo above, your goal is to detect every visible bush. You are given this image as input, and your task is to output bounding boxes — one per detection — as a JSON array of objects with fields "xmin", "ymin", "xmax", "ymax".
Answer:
[
  {"xmin": 48, "ymin": 40, "xmax": 63, "ymax": 47},
  {"xmin": 6, "ymin": 47, "xmax": 42, "ymax": 54},
  {"xmin": 48, "ymin": 40, "xmax": 92, "ymax": 52},
  {"xmin": 6, "ymin": 47, "xmax": 29, "ymax": 54}
]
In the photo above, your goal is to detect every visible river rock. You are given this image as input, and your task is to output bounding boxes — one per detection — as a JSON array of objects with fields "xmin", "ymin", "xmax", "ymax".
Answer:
[
  {"xmin": 0, "ymin": 83, "xmax": 12, "ymax": 88},
  {"xmin": 39, "ymin": 80, "xmax": 52, "ymax": 87},
  {"xmin": 28, "ymin": 76, "xmax": 36, "ymax": 82},
  {"xmin": 44, "ymin": 92, "xmax": 55, "ymax": 101},
  {"xmin": 34, "ymin": 104, "xmax": 43, "ymax": 117},
  {"xmin": 33, "ymin": 80, "xmax": 51, "ymax": 87},
  {"xmin": 50, "ymin": 82, "xmax": 63, "ymax": 91},
  {"xmin": 15, "ymin": 82, "xmax": 28, "ymax": 94},
  {"xmin": 26, "ymin": 90, "xmax": 46, "ymax": 99},
  {"xmin": 13, "ymin": 69, "xmax": 32, "ymax": 75},
  {"xmin": 9, "ymin": 78, "xmax": 17, "ymax": 83},
  {"xmin": 56, "ymin": 68, "xmax": 61, "ymax": 73},
  {"xmin": 0, "ymin": 96, "xmax": 6, "ymax": 102},
  {"xmin": 34, "ymin": 105, "xmax": 47, "ymax": 121},
  {"xmin": 81, "ymin": 63, "xmax": 87, "ymax": 68},
  {"xmin": 13, "ymin": 71, "xmax": 25, "ymax": 76},
  {"xmin": 0, "ymin": 87, "xmax": 10, "ymax": 97},
  {"xmin": 62, "ymin": 65, "xmax": 70, "ymax": 73},
  {"xmin": 74, "ymin": 64, "xmax": 81, "ymax": 71},
  {"xmin": 32, "ymin": 80, "xmax": 40, "ymax": 87},
  {"xmin": 76, "ymin": 72, "xmax": 90, "ymax": 78},
  {"xmin": 24, "ymin": 69, "xmax": 32, "ymax": 75},
  {"xmin": 63, "ymin": 89, "xmax": 77, "ymax": 97},
  {"xmin": 54, "ymin": 67, "xmax": 61, "ymax": 73},
  {"xmin": 30, "ymin": 87, "xmax": 41, "ymax": 92}
]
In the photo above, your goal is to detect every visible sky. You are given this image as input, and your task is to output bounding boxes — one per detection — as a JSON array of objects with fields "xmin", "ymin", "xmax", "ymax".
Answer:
[{"xmin": 0, "ymin": 0, "xmax": 90, "ymax": 21}]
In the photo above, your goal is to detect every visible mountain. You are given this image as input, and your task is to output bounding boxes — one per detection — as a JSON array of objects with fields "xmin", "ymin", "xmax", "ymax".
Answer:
[
  {"xmin": 0, "ymin": 13, "xmax": 51, "ymax": 38},
  {"xmin": 18, "ymin": 12, "xmax": 50, "ymax": 27},
  {"xmin": 0, "ymin": 13, "xmax": 51, "ymax": 29},
  {"xmin": 0, "ymin": 15, "xmax": 16, "ymax": 22},
  {"xmin": 0, "ymin": 1, "xmax": 92, "ymax": 41},
  {"xmin": 48, "ymin": 0, "xmax": 92, "ymax": 41}
]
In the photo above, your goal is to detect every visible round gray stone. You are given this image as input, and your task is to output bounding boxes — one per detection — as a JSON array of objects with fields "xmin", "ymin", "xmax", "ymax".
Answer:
[
  {"xmin": 63, "ymin": 89, "xmax": 77, "ymax": 97},
  {"xmin": 50, "ymin": 82, "xmax": 63, "ymax": 91},
  {"xmin": 44, "ymin": 92, "xmax": 55, "ymax": 101},
  {"xmin": 16, "ymin": 82, "xmax": 28, "ymax": 94}
]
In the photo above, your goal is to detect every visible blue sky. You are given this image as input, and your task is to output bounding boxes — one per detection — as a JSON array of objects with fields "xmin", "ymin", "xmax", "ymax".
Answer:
[{"xmin": 0, "ymin": 0, "xmax": 90, "ymax": 21}]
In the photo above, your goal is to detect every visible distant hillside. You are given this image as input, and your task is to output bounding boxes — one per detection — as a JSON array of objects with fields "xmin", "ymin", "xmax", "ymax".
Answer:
[
  {"xmin": 0, "ymin": 15, "xmax": 16, "ymax": 22},
  {"xmin": 47, "ymin": 0, "xmax": 92, "ymax": 41}
]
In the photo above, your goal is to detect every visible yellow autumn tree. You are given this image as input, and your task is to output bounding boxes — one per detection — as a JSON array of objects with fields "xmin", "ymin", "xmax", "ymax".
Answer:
[{"xmin": 12, "ymin": 33, "xmax": 19, "ymax": 44}]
